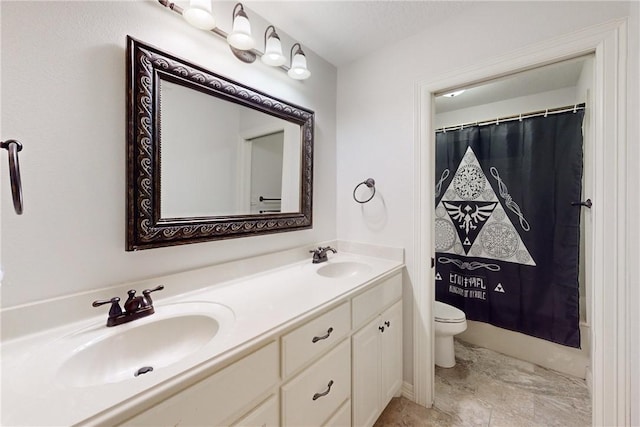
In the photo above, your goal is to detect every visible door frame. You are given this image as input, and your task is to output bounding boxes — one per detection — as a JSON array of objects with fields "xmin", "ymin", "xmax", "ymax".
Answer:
[
  {"xmin": 238, "ymin": 123, "xmax": 302, "ymax": 214},
  {"xmin": 413, "ymin": 19, "xmax": 629, "ymax": 425}
]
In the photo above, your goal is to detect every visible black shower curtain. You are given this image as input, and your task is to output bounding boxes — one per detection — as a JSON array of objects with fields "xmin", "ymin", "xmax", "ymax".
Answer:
[{"xmin": 434, "ymin": 107, "xmax": 584, "ymax": 348}]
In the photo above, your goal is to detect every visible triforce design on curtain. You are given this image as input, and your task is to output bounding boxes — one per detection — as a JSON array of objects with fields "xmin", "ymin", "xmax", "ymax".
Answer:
[{"xmin": 434, "ymin": 105, "xmax": 585, "ymax": 348}]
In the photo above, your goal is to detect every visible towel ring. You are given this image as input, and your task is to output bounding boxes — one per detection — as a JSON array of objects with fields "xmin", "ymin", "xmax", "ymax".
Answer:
[
  {"xmin": 353, "ymin": 178, "xmax": 376, "ymax": 204},
  {"xmin": 1, "ymin": 139, "xmax": 24, "ymax": 215}
]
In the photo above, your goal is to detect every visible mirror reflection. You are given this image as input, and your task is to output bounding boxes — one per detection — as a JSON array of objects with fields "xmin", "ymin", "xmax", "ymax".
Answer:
[{"xmin": 160, "ymin": 80, "xmax": 301, "ymax": 218}]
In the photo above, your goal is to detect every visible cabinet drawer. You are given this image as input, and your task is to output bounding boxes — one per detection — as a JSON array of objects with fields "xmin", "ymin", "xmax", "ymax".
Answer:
[
  {"xmin": 123, "ymin": 341, "xmax": 279, "ymax": 426},
  {"xmin": 281, "ymin": 339, "xmax": 351, "ymax": 426},
  {"xmin": 324, "ymin": 400, "xmax": 351, "ymax": 427},
  {"xmin": 352, "ymin": 273, "xmax": 402, "ymax": 330},
  {"xmin": 232, "ymin": 394, "xmax": 279, "ymax": 427},
  {"xmin": 281, "ymin": 302, "xmax": 350, "ymax": 378}
]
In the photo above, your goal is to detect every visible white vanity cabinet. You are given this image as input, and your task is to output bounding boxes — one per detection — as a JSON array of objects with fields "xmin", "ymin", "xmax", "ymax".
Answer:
[
  {"xmin": 1, "ymin": 246, "xmax": 406, "ymax": 427},
  {"xmin": 351, "ymin": 275, "xmax": 403, "ymax": 427},
  {"xmin": 120, "ymin": 271, "xmax": 402, "ymax": 427}
]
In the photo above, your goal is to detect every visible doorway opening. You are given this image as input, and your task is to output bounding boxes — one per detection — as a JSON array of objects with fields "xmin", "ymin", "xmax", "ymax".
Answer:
[
  {"xmin": 413, "ymin": 21, "xmax": 628, "ymax": 426},
  {"xmin": 428, "ymin": 56, "xmax": 594, "ymax": 425},
  {"xmin": 434, "ymin": 55, "xmax": 593, "ymax": 378}
]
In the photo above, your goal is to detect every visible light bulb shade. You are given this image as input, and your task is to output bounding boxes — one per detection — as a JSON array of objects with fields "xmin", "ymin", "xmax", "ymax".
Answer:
[
  {"xmin": 288, "ymin": 51, "xmax": 311, "ymax": 80},
  {"xmin": 183, "ymin": 0, "xmax": 216, "ymax": 30},
  {"xmin": 261, "ymin": 34, "xmax": 286, "ymax": 66},
  {"xmin": 227, "ymin": 10, "xmax": 254, "ymax": 50}
]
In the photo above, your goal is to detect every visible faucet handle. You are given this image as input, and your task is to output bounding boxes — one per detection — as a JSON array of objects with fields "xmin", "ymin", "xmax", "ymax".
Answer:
[
  {"xmin": 142, "ymin": 285, "xmax": 165, "ymax": 306},
  {"xmin": 92, "ymin": 297, "xmax": 123, "ymax": 317}
]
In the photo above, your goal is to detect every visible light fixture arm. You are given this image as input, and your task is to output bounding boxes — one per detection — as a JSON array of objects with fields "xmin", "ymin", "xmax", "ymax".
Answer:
[
  {"xmin": 231, "ymin": 3, "xmax": 246, "ymax": 20},
  {"xmin": 264, "ymin": 25, "xmax": 277, "ymax": 46},
  {"xmin": 290, "ymin": 42, "xmax": 304, "ymax": 60}
]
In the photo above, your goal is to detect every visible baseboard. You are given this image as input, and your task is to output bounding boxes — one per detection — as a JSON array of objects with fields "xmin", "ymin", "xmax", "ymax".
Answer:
[{"xmin": 401, "ymin": 381, "xmax": 415, "ymax": 401}]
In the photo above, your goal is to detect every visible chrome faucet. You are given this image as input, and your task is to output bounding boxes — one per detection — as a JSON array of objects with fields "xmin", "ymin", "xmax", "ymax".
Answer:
[
  {"xmin": 92, "ymin": 285, "xmax": 164, "ymax": 327},
  {"xmin": 310, "ymin": 246, "xmax": 337, "ymax": 264}
]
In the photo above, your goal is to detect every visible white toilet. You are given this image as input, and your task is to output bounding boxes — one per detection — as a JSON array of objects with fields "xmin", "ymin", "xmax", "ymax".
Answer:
[{"xmin": 434, "ymin": 301, "xmax": 467, "ymax": 368}]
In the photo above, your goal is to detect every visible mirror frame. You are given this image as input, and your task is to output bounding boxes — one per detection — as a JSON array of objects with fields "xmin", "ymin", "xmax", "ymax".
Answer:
[{"xmin": 126, "ymin": 37, "xmax": 314, "ymax": 251}]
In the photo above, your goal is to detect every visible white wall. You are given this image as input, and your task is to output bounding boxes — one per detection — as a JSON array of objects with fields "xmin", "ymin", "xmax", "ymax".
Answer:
[
  {"xmin": 0, "ymin": 0, "xmax": 337, "ymax": 308},
  {"xmin": 161, "ymin": 81, "xmax": 241, "ymax": 218},
  {"xmin": 336, "ymin": 0, "xmax": 638, "ymax": 400}
]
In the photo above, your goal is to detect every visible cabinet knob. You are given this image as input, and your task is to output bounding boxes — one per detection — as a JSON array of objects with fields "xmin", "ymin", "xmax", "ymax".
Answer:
[
  {"xmin": 385, "ymin": 320, "xmax": 391, "ymax": 327},
  {"xmin": 379, "ymin": 326, "xmax": 385, "ymax": 333}
]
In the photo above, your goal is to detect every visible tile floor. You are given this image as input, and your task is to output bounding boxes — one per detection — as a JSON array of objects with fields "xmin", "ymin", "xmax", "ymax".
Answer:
[{"xmin": 374, "ymin": 340, "xmax": 591, "ymax": 427}]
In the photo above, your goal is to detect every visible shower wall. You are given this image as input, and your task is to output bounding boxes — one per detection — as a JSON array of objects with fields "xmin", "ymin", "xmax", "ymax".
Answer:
[{"xmin": 434, "ymin": 59, "xmax": 593, "ymax": 378}]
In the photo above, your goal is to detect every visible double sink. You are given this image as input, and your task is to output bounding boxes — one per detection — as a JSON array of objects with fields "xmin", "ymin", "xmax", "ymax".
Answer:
[
  {"xmin": 1, "ymin": 252, "xmax": 390, "ymax": 426},
  {"xmin": 32, "ymin": 260, "xmax": 371, "ymax": 388}
]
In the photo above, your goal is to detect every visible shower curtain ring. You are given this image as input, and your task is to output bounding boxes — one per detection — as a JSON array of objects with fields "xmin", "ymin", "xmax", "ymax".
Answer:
[{"xmin": 353, "ymin": 178, "xmax": 376, "ymax": 203}]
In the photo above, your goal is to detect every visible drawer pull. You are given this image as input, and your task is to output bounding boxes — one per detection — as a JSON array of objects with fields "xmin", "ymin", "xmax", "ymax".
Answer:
[
  {"xmin": 312, "ymin": 380, "xmax": 334, "ymax": 401},
  {"xmin": 379, "ymin": 326, "xmax": 385, "ymax": 333},
  {"xmin": 385, "ymin": 320, "xmax": 391, "ymax": 327},
  {"xmin": 312, "ymin": 327, "xmax": 334, "ymax": 343}
]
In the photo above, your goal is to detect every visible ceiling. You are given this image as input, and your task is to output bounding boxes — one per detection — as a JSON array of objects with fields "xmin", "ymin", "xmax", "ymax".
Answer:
[
  {"xmin": 434, "ymin": 56, "xmax": 591, "ymax": 113},
  {"xmin": 235, "ymin": 2, "xmax": 589, "ymax": 113},
  {"xmin": 244, "ymin": 1, "xmax": 475, "ymax": 67}
]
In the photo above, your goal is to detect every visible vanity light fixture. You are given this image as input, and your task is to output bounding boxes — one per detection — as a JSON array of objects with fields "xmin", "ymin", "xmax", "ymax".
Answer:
[
  {"xmin": 182, "ymin": 0, "xmax": 216, "ymax": 30},
  {"xmin": 157, "ymin": 0, "xmax": 311, "ymax": 80},
  {"xmin": 227, "ymin": 3, "xmax": 254, "ymax": 50},
  {"xmin": 261, "ymin": 25, "xmax": 286, "ymax": 67},
  {"xmin": 288, "ymin": 43, "xmax": 311, "ymax": 80}
]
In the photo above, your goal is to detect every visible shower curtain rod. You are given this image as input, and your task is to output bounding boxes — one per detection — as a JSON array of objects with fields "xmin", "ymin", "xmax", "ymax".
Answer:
[{"xmin": 435, "ymin": 103, "xmax": 585, "ymax": 133}]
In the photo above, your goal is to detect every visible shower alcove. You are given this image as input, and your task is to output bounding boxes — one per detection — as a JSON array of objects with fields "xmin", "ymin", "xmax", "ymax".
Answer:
[{"xmin": 432, "ymin": 56, "xmax": 594, "ymax": 380}]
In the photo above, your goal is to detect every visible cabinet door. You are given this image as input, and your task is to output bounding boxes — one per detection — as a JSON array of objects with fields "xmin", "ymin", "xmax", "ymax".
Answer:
[
  {"xmin": 380, "ymin": 301, "xmax": 403, "ymax": 406},
  {"xmin": 232, "ymin": 394, "xmax": 279, "ymax": 427},
  {"xmin": 324, "ymin": 400, "xmax": 351, "ymax": 427},
  {"xmin": 351, "ymin": 317, "xmax": 381, "ymax": 427}
]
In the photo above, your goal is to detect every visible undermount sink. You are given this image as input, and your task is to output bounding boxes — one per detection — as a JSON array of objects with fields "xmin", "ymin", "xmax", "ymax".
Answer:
[
  {"xmin": 316, "ymin": 261, "xmax": 372, "ymax": 278},
  {"xmin": 55, "ymin": 301, "xmax": 234, "ymax": 388}
]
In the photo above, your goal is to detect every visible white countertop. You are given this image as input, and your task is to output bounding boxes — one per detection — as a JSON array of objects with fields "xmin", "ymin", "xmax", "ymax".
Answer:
[{"xmin": 1, "ymin": 250, "xmax": 403, "ymax": 426}]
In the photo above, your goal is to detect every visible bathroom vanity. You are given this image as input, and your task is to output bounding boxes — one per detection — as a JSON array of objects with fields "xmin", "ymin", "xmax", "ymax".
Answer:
[{"xmin": 0, "ymin": 243, "xmax": 403, "ymax": 426}]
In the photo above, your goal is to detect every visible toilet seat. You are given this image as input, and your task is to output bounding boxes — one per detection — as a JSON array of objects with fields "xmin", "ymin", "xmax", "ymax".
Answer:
[{"xmin": 434, "ymin": 301, "xmax": 466, "ymax": 323}]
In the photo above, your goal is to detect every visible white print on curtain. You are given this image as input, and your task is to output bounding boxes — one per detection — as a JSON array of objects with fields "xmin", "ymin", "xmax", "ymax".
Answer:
[
  {"xmin": 490, "ymin": 167, "xmax": 531, "ymax": 231},
  {"xmin": 435, "ymin": 169, "xmax": 450, "ymax": 198},
  {"xmin": 434, "ymin": 146, "xmax": 536, "ymax": 267}
]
